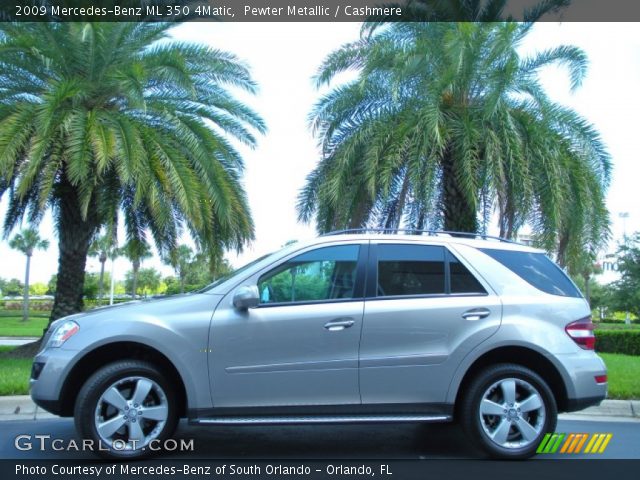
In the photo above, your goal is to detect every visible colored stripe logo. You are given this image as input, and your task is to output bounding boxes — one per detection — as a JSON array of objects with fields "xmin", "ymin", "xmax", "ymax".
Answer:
[{"xmin": 537, "ymin": 433, "xmax": 612, "ymax": 454}]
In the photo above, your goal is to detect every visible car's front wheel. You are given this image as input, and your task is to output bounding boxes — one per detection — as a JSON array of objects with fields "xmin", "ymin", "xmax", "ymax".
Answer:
[
  {"xmin": 460, "ymin": 363, "xmax": 557, "ymax": 459},
  {"xmin": 74, "ymin": 360, "xmax": 178, "ymax": 459}
]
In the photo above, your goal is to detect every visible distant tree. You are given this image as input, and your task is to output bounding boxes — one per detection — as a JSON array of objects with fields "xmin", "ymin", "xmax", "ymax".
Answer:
[
  {"xmin": 184, "ymin": 252, "xmax": 212, "ymax": 287},
  {"xmin": 610, "ymin": 233, "xmax": 640, "ymax": 318},
  {"xmin": 120, "ymin": 239, "xmax": 152, "ymax": 299},
  {"xmin": 83, "ymin": 273, "xmax": 101, "ymax": 300},
  {"xmin": 114, "ymin": 281, "xmax": 126, "ymax": 296},
  {"xmin": 588, "ymin": 282, "xmax": 614, "ymax": 320},
  {"xmin": 125, "ymin": 268, "xmax": 161, "ymax": 298},
  {"xmin": 163, "ymin": 248, "xmax": 232, "ymax": 293},
  {"xmin": 29, "ymin": 283, "xmax": 48, "ymax": 296},
  {"xmin": 156, "ymin": 280, "xmax": 168, "ymax": 295},
  {"xmin": 3, "ymin": 278, "xmax": 24, "ymax": 297},
  {"xmin": 164, "ymin": 245, "xmax": 194, "ymax": 294},
  {"xmin": 212, "ymin": 257, "xmax": 233, "ymax": 282},
  {"xmin": 9, "ymin": 228, "xmax": 49, "ymax": 321},
  {"xmin": 88, "ymin": 232, "xmax": 118, "ymax": 304},
  {"xmin": 46, "ymin": 275, "xmax": 57, "ymax": 295},
  {"xmin": 162, "ymin": 276, "xmax": 181, "ymax": 296},
  {"xmin": 568, "ymin": 249, "xmax": 602, "ymax": 305}
]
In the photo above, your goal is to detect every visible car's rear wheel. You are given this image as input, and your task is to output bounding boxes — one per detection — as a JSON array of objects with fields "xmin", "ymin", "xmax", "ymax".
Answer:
[
  {"xmin": 74, "ymin": 360, "xmax": 178, "ymax": 459},
  {"xmin": 460, "ymin": 363, "xmax": 557, "ymax": 459}
]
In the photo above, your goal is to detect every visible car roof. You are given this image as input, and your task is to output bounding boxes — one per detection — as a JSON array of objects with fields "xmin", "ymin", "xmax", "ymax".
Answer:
[{"xmin": 304, "ymin": 232, "xmax": 544, "ymax": 253}]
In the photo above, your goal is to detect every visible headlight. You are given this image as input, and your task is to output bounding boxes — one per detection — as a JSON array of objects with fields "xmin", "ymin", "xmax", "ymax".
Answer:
[{"xmin": 47, "ymin": 321, "xmax": 79, "ymax": 348}]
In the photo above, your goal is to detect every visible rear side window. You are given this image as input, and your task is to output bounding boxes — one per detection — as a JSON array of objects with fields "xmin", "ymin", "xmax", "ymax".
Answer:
[
  {"xmin": 448, "ymin": 251, "xmax": 486, "ymax": 294},
  {"xmin": 377, "ymin": 244, "xmax": 445, "ymax": 296},
  {"xmin": 479, "ymin": 249, "xmax": 582, "ymax": 298}
]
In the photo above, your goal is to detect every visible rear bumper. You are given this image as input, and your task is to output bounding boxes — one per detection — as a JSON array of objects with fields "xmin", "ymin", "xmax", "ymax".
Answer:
[
  {"xmin": 555, "ymin": 351, "xmax": 607, "ymax": 412},
  {"xmin": 566, "ymin": 395, "xmax": 605, "ymax": 412}
]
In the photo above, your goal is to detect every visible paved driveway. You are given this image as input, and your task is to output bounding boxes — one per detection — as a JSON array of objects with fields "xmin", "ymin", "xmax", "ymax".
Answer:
[{"xmin": 0, "ymin": 417, "xmax": 638, "ymax": 460}]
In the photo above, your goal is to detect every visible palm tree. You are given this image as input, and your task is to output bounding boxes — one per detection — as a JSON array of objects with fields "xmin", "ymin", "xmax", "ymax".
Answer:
[
  {"xmin": 299, "ymin": 22, "xmax": 610, "ymax": 266},
  {"xmin": 120, "ymin": 238, "xmax": 152, "ymax": 299},
  {"xmin": 8, "ymin": 227, "xmax": 49, "ymax": 321},
  {"xmin": 164, "ymin": 245, "xmax": 194, "ymax": 294},
  {"xmin": 88, "ymin": 231, "xmax": 117, "ymax": 305},
  {"xmin": 373, "ymin": 0, "xmax": 571, "ymax": 22},
  {"xmin": 0, "ymin": 23, "xmax": 265, "ymax": 325}
]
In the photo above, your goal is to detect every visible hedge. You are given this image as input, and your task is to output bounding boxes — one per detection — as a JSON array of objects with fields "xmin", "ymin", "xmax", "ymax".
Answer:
[
  {"xmin": 595, "ymin": 330, "xmax": 640, "ymax": 356},
  {"xmin": 2, "ymin": 300, "xmax": 53, "ymax": 311},
  {"xmin": 83, "ymin": 298, "xmax": 132, "ymax": 309}
]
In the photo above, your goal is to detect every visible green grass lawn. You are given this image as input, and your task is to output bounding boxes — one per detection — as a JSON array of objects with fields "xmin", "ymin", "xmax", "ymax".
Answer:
[
  {"xmin": 598, "ymin": 353, "xmax": 640, "ymax": 399},
  {"xmin": 0, "ymin": 314, "xmax": 48, "ymax": 337},
  {"xmin": 0, "ymin": 346, "xmax": 32, "ymax": 396}
]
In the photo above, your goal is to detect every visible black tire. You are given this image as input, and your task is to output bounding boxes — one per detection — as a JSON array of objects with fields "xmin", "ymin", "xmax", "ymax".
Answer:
[
  {"xmin": 459, "ymin": 363, "xmax": 557, "ymax": 459},
  {"xmin": 74, "ymin": 360, "xmax": 178, "ymax": 459}
]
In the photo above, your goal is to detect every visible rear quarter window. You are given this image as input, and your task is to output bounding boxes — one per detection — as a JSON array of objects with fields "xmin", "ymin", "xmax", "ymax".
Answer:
[{"xmin": 479, "ymin": 248, "xmax": 582, "ymax": 298}]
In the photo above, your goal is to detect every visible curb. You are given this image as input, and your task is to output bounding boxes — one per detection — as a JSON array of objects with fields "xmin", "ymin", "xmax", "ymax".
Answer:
[
  {"xmin": 0, "ymin": 337, "xmax": 39, "ymax": 340},
  {"xmin": 0, "ymin": 337, "xmax": 39, "ymax": 347},
  {"xmin": 0, "ymin": 396, "xmax": 57, "ymax": 421},
  {"xmin": 0, "ymin": 396, "xmax": 638, "ymax": 422}
]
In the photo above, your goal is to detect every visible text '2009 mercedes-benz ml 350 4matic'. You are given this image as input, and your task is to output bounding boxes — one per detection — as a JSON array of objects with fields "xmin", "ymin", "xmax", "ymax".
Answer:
[{"xmin": 30, "ymin": 229, "xmax": 607, "ymax": 460}]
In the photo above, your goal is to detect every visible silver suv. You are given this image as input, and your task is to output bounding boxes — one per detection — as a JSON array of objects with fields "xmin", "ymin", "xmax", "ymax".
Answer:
[{"xmin": 30, "ymin": 231, "xmax": 607, "ymax": 460}]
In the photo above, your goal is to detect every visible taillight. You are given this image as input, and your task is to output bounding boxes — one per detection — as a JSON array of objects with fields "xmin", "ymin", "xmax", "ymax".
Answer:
[{"xmin": 565, "ymin": 317, "xmax": 596, "ymax": 350}]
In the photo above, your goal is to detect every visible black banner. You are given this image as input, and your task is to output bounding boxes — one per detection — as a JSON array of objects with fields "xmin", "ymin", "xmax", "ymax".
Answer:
[
  {"xmin": 1, "ymin": 0, "xmax": 640, "ymax": 22},
  {"xmin": 2, "ymin": 459, "xmax": 640, "ymax": 480}
]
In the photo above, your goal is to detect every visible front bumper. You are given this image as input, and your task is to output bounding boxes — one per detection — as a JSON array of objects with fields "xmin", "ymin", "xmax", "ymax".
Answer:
[{"xmin": 29, "ymin": 346, "xmax": 80, "ymax": 416}]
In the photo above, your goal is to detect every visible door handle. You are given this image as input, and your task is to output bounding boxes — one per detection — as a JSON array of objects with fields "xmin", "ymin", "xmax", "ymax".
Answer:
[
  {"xmin": 462, "ymin": 308, "xmax": 491, "ymax": 321},
  {"xmin": 324, "ymin": 318, "xmax": 355, "ymax": 331}
]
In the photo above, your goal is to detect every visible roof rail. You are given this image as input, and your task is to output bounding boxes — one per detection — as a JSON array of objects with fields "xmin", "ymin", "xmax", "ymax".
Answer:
[{"xmin": 319, "ymin": 228, "xmax": 520, "ymax": 244}]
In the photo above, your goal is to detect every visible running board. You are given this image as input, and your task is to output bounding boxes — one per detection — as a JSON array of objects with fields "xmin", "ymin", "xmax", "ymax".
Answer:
[{"xmin": 190, "ymin": 414, "xmax": 452, "ymax": 426}]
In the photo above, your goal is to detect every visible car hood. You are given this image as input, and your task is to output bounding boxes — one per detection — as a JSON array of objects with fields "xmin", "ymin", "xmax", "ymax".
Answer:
[{"xmin": 53, "ymin": 293, "xmax": 224, "ymax": 329}]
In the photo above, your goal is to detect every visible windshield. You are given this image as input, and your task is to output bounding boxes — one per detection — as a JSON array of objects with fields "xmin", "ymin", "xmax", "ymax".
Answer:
[{"xmin": 199, "ymin": 251, "xmax": 276, "ymax": 292}]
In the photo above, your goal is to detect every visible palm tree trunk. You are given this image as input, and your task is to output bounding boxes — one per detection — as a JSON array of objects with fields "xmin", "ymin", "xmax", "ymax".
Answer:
[
  {"xmin": 49, "ymin": 179, "xmax": 98, "ymax": 326},
  {"xmin": 498, "ymin": 192, "xmax": 517, "ymax": 240},
  {"xmin": 441, "ymin": 145, "xmax": 478, "ymax": 233},
  {"xmin": 347, "ymin": 193, "xmax": 372, "ymax": 229},
  {"xmin": 384, "ymin": 170, "xmax": 410, "ymax": 231},
  {"xmin": 132, "ymin": 262, "xmax": 140, "ymax": 299},
  {"xmin": 557, "ymin": 232, "xmax": 569, "ymax": 268},
  {"xmin": 583, "ymin": 272, "xmax": 591, "ymax": 305},
  {"xmin": 22, "ymin": 254, "xmax": 31, "ymax": 322},
  {"xmin": 98, "ymin": 260, "xmax": 106, "ymax": 305}
]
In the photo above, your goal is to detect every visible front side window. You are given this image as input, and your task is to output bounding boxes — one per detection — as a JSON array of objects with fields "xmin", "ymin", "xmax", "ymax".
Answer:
[
  {"xmin": 377, "ymin": 244, "xmax": 446, "ymax": 296},
  {"xmin": 258, "ymin": 245, "xmax": 360, "ymax": 305}
]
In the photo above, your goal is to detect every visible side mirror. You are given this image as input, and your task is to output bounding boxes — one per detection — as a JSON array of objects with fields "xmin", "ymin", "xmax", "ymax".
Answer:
[{"xmin": 232, "ymin": 285, "xmax": 260, "ymax": 310}]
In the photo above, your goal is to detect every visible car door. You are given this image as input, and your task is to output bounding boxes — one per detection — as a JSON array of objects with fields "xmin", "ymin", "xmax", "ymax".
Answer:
[
  {"xmin": 359, "ymin": 242, "xmax": 502, "ymax": 406},
  {"xmin": 209, "ymin": 242, "xmax": 368, "ymax": 409}
]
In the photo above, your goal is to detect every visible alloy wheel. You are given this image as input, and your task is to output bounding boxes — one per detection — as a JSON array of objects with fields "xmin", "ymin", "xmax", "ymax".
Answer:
[
  {"xmin": 94, "ymin": 376, "xmax": 169, "ymax": 451},
  {"xmin": 478, "ymin": 377, "xmax": 546, "ymax": 449}
]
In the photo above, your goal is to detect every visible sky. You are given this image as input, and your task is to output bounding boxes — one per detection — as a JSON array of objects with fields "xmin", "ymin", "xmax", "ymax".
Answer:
[{"xmin": 1, "ymin": 22, "xmax": 639, "ymax": 285}]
